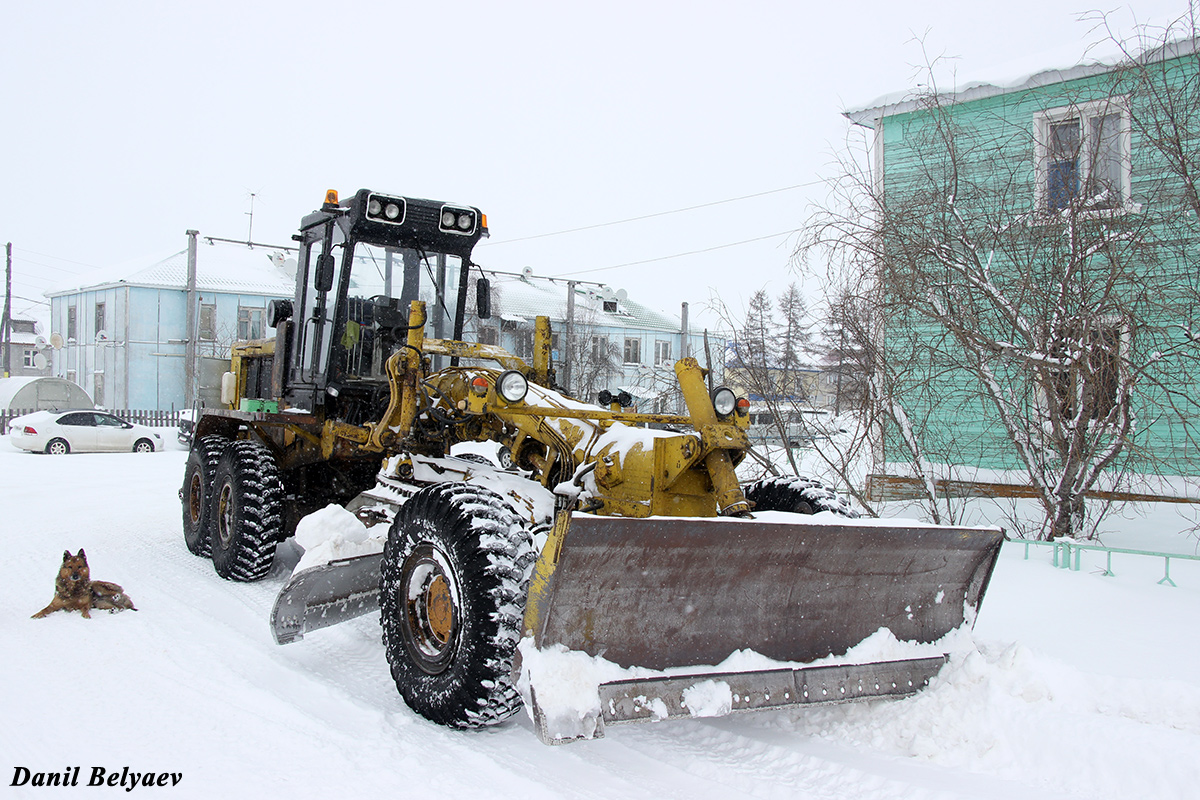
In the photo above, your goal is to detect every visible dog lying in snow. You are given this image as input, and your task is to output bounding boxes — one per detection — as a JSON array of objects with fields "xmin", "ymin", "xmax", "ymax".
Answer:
[{"xmin": 32, "ymin": 549, "xmax": 137, "ymax": 619}]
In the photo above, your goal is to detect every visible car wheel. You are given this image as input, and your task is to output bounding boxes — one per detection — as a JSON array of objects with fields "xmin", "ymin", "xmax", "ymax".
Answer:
[
  {"xmin": 133, "ymin": 438, "xmax": 155, "ymax": 453},
  {"xmin": 45, "ymin": 439, "xmax": 70, "ymax": 455},
  {"xmin": 380, "ymin": 483, "xmax": 534, "ymax": 729},
  {"xmin": 496, "ymin": 445, "xmax": 515, "ymax": 470}
]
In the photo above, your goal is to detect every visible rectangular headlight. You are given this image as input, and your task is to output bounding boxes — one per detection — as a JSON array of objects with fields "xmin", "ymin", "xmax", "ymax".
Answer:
[{"xmin": 438, "ymin": 205, "xmax": 476, "ymax": 235}]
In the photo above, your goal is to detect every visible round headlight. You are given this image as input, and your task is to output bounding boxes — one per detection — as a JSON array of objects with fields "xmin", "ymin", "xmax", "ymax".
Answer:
[
  {"xmin": 368, "ymin": 199, "xmax": 382, "ymax": 216},
  {"xmin": 457, "ymin": 213, "xmax": 473, "ymax": 230},
  {"xmin": 385, "ymin": 202, "xmax": 401, "ymax": 220},
  {"xmin": 711, "ymin": 386, "xmax": 737, "ymax": 417},
  {"xmin": 496, "ymin": 370, "xmax": 529, "ymax": 404},
  {"xmin": 442, "ymin": 210, "xmax": 457, "ymax": 227}
]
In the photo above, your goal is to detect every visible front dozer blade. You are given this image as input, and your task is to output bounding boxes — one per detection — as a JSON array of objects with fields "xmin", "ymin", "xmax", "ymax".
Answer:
[
  {"xmin": 271, "ymin": 553, "xmax": 382, "ymax": 645},
  {"xmin": 523, "ymin": 513, "xmax": 1004, "ymax": 742}
]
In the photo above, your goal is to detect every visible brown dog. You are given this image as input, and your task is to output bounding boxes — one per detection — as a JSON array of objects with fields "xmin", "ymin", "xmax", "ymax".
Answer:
[{"xmin": 32, "ymin": 549, "xmax": 137, "ymax": 619}]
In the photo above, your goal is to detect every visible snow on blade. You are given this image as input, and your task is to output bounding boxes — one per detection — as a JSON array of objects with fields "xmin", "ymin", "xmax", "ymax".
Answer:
[{"xmin": 680, "ymin": 680, "xmax": 732, "ymax": 718}]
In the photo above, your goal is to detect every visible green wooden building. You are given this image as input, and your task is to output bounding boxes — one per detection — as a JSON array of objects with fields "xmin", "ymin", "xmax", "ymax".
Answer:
[{"xmin": 843, "ymin": 38, "xmax": 1200, "ymax": 488}]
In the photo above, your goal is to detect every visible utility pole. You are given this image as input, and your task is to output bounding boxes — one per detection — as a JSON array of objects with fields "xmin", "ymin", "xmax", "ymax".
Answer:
[
  {"xmin": 678, "ymin": 302, "xmax": 690, "ymax": 414},
  {"xmin": 185, "ymin": 230, "xmax": 199, "ymax": 406},
  {"xmin": 3, "ymin": 243, "xmax": 11, "ymax": 378},
  {"xmin": 564, "ymin": 280, "xmax": 577, "ymax": 394}
]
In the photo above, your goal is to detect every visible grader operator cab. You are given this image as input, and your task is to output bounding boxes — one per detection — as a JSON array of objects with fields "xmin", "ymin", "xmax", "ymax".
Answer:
[{"xmin": 181, "ymin": 189, "xmax": 1004, "ymax": 744}]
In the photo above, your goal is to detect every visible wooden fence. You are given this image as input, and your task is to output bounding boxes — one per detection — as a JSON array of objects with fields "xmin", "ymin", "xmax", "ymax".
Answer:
[
  {"xmin": 864, "ymin": 473, "xmax": 1200, "ymax": 505},
  {"xmin": 1, "ymin": 408, "xmax": 183, "ymax": 431}
]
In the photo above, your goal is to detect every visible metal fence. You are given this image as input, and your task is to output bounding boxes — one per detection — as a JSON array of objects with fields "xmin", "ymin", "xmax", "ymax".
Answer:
[
  {"xmin": 1016, "ymin": 538, "xmax": 1200, "ymax": 587},
  {"xmin": 1, "ymin": 408, "xmax": 183, "ymax": 431}
]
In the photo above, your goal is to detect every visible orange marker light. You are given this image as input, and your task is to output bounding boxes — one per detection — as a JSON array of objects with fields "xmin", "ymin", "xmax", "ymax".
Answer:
[
  {"xmin": 324, "ymin": 189, "xmax": 339, "ymax": 206},
  {"xmin": 736, "ymin": 397, "xmax": 750, "ymax": 416},
  {"xmin": 471, "ymin": 377, "xmax": 490, "ymax": 396}
]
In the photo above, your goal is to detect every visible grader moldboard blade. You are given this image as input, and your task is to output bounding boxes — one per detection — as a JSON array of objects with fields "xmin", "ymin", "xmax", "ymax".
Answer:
[
  {"xmin": 271, "ymin": 553, "xmax": 383, "ymax": 645},
  {"xmin": 522, "ymin": 513, "xmax": 1005, "ymax": 744}
]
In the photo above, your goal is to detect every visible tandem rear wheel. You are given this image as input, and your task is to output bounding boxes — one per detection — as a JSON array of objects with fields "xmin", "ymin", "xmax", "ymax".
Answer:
[{"xmin": 180, "ymin": 435, "xmax": 284, "ymax": 581}]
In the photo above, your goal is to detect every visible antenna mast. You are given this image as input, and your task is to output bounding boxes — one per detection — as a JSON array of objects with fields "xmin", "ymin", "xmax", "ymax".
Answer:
[{"xmin": 245, "ymin": 192, "xmax": 256, "ymax": 244}]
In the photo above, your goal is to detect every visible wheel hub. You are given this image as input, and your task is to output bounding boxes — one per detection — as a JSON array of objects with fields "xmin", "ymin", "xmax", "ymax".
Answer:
[
  {"xmin": 188, "ymin": 474, "xmax": 203, "ymax": 525},
  {"xmin": 217, "ymin": 484, "xmax": 234, "ymax": 548},
  {"xmin": 400, "ymin": 547, "xmax": 459, "ymax": 672},
  {"xmin": 425, "ymin": 574, "xmax": 453, "ymax": 645}
]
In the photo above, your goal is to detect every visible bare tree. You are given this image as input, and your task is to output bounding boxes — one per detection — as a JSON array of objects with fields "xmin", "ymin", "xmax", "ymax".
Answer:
[
  {"xmin": 558, "ymin": 302, "xmax": 621, "ymax": 403},
  {"xmin": 804, "ymin": 45, "xmax": 1200, "ymax": 539},
  {"xmin": 715, "ymin": 285, "xmax": 873, "ymax": 494}
]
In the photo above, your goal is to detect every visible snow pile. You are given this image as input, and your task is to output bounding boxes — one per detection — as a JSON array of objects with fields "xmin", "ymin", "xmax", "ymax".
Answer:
[
  {"xmin": 767, "ymin": 639, "xmax": 1200, "ymax": 799},
  {"xmin": 291, "ymin": 504, "xmax": 384, "ymax": 574}
]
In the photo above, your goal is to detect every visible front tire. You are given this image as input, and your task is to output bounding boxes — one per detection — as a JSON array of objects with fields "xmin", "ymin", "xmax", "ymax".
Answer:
[
  {"xmin": 210, "ymin": 440, "xmax": 284, "ymax": 581},
  {"xmin": 134, "ymin": 438, "xmax": 155, "ymax": 453},
  {"xmin": 380, "ymin": 483, "xmax": 534, "ymax": 729},
  {"xmin": 181, "ymin": 435, "xmax": 229, "ymax": 557},
  {"xmin": 743, "ymin": 475, "xmax": 857, "ymax": 517}
]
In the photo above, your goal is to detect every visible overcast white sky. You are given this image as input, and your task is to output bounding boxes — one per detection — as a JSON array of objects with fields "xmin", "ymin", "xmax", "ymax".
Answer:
[{"xmin": 1, "ymin": 1, "xmax": 1192, "ymax": 331}]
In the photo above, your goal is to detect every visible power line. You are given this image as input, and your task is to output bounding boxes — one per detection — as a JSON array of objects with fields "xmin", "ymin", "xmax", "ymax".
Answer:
[
  {"xmin": 552, "ymin": 230, "xmax": 796, "ymax": 278},
  {"xmin": 11, "ymin": 294, "xmax": 49, "ymax": 307},
  {"xmin": 12, "ymin": 246, "xmax": 99, "ymax": 271},
  {"xmin": 481, "ymin": 181, "xmax": 819, "ymax": 246}
]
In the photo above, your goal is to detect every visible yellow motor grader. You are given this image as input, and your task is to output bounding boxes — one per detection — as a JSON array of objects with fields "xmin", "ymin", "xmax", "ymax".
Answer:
[{"xmin": 181, "ymin": 188, "xmax": 1004, "ymax": 744}]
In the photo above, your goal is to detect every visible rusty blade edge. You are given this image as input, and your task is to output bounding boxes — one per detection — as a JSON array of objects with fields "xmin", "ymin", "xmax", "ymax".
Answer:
[{"xmin": 598, "ymin": 655, "xmax": 949, "ymax": 725}]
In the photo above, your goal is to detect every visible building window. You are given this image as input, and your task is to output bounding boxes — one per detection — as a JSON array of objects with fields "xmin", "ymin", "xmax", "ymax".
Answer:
[
  {"xmin": 513, "ymin": 330, "xmax": 533, "ymax": 360},
  {"xmin": 238, "ymin": 307, "xmax": 264, "ymax": 341},
  {"xmin": 477, "ymin": 327, "xmax": 498, "ymax": 346},
  {"xmin": 654, "ymin": 340, "xmax": 672, "ymax": 366},
  {"xmin": 1049, "ymin": 320, "xmax": 1123, "ymax": 421},
  {"xmin": 94, "ymin": 302, "xmax": 106, "ymax": 337},
  {"xmin": 591, "ymin": 336, "xmax": 608, "ymax": 360},
  {"xmin": 1035, "ymin": 100, "xmax": 1129, "ymax": 213},
  {"xmin": 23, "ymin": 349, "xmax": 36, "ymax": 368},
  {"xmin": 603, "ymin": 300, "xmax": 618, "ymax": 313},
  {"xmin": 199, "ymin": 304, "xmax": 217, "ymax": 341},
  {"xmin": 67, "ymin": 306, "xmax": 76, "ymax": 341},
  {"xmin": 624, "ymin": 338, "xmax": 641, "ymax": 364},
  {"xmin": 93, "ymin": 373, "xmax": 104, "ymax": 407}
]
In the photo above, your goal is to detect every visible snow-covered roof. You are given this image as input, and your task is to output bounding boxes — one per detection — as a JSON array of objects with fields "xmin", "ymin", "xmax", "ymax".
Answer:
[
  {"xmin": 45, "ymin": 239, "xmax": 297, "ymax": 298},
  {"xmin": 486, "ymin": 273, "xmax": 685, "ymax": 333},
  {"xmin": 846, "ymin": 37, "xmax": 1198, "ymax": 127},
  {"xmin": 4, "ymin": 319, "xmax": 41, "ymax": 346}
]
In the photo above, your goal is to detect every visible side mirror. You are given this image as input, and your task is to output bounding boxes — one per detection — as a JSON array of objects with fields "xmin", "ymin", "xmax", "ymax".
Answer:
[
  {"xmin": 476, "ymin": 278, "xmax": 491, "ymax": 319},
  {"xmin": 315, "ymin": 253, "xmax": 336, "ymax": 293}
]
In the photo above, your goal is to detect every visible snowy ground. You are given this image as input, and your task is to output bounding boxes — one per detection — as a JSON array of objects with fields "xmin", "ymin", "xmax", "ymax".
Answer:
[{"xmin": 2, "ymin": 436, "xmax": 1199, "ymax": 799}]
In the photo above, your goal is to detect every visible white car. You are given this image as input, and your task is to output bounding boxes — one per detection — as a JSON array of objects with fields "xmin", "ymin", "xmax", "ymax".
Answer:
[{"xmin": 8, "ymin": 410, "xmax": 164, "ymax": 454}]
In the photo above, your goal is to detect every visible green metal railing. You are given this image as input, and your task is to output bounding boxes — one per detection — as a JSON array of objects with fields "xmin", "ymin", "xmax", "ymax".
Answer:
[{"xmin": 1016, "ymin": 539, "xmax": 1200, "ymax": 587}]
